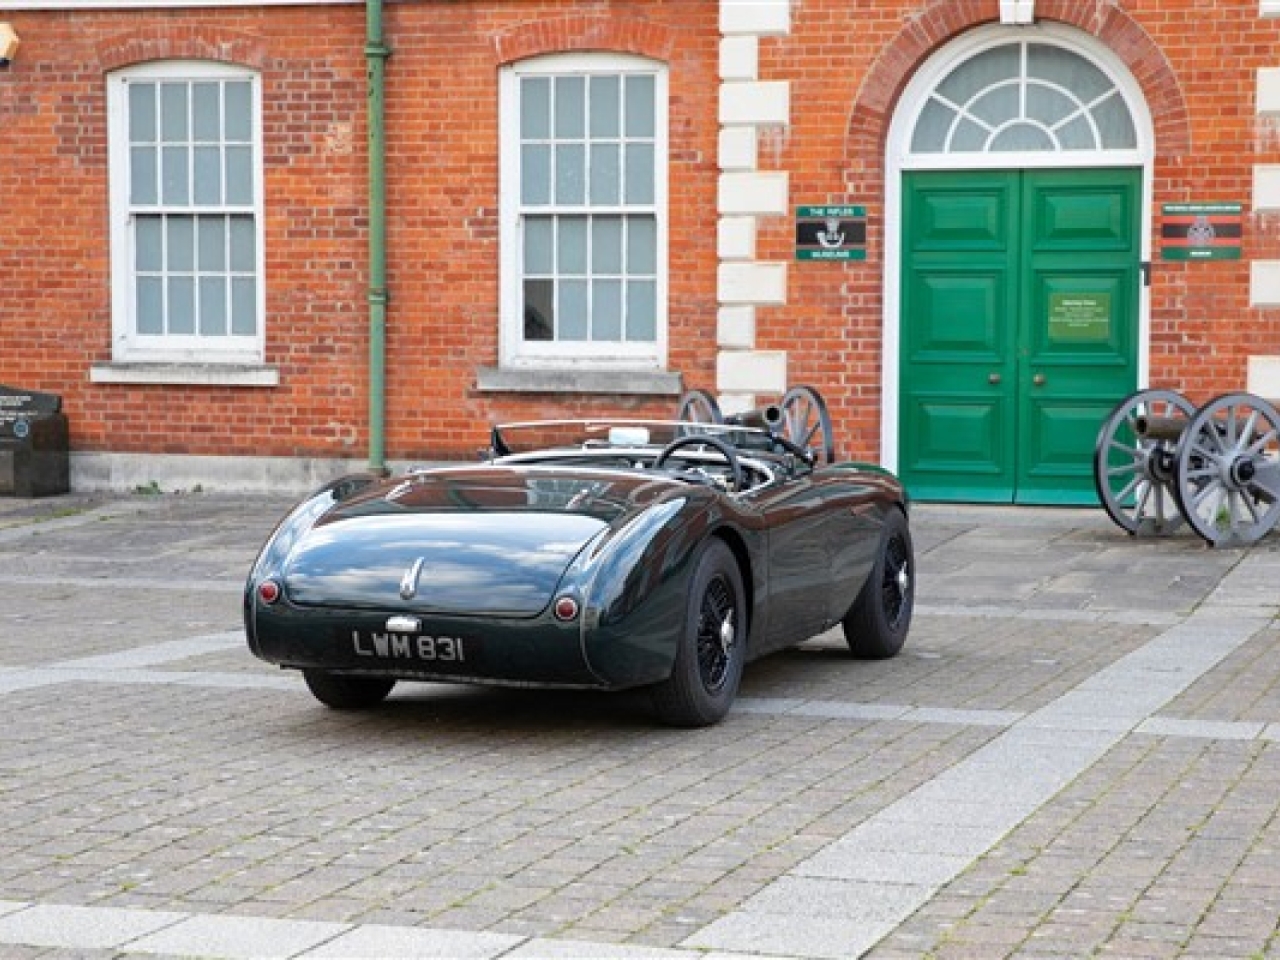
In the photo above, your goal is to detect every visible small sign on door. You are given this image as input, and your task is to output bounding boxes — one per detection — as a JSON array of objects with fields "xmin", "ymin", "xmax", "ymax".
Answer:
[{"xmin": 1048, "ymin": 292, "xmax": 1112, "ymax": 343}]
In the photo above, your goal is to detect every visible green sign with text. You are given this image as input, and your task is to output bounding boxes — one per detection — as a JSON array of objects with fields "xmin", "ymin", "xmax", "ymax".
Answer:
[
  {"xmin": 795, "ymin": 206, "xmax": 866, "ymax": 260},
  {"xmin": 1049, "ymin": 292, "xmax": 1111, "ymax": 343}
]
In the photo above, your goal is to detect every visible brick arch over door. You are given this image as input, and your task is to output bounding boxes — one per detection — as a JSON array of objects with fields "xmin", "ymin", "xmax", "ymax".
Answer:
[{"xmin": 843, "ymin": 1, "xmax": 1190, "ymax": 179}]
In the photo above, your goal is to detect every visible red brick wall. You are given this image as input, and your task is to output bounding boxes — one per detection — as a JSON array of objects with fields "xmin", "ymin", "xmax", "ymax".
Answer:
[
  {"xmin": 0, "ymin": 2, "xmax": 717, "ymax": 462},
  {"xmin": 751, "ymin": 0, "xmax": 1279, "ymax": 459},
  {"xmin": 2, "ymin": 0, "xmax": 1278, "ymax": 465}
]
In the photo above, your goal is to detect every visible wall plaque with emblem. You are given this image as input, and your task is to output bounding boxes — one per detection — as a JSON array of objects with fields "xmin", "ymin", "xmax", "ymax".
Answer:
[
  {"xmin": 1161, "ymin": 203, "xmax": 1242, "ymax": 261},
  {"xmin": 795, "ymin": 205, "xmax": 867, "ymax": 261}
]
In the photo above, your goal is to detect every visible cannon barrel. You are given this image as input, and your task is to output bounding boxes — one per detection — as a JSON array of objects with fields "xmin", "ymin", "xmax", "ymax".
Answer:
[
  {"xmin": 1133, "ymin": 414, "xmax": 1186, "ymax": 442},
  {"xmin": 727, "ymin": 404, "xmax": 784, "ymax": 433}
]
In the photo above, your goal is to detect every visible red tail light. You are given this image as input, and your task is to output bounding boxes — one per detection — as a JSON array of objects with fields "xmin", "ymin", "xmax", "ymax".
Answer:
[{"xmin": 553, "ymin": 595, "xmax": 580, "ymax": 621}]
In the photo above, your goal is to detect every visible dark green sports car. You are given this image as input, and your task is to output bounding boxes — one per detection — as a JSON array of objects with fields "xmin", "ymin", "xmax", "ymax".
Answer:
[{"xmin": 245, "ymin": 387, "xmax": 914, "ymax": 726}]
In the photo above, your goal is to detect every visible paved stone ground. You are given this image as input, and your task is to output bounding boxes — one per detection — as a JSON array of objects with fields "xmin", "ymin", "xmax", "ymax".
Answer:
[{"xmin": 0, "ymin": 493, "xmax": 1277, "ymax": 958}]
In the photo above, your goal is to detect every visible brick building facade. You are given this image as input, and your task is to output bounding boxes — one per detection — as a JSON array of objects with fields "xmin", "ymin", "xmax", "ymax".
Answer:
[{"xmin": 3, "ymin": 0, "xmax": 1279, "ymax": 501}]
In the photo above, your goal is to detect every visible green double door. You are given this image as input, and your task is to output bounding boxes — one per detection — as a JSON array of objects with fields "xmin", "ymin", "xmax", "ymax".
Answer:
[{"xmin": 899, "ymin": 168, "xmax": 1141, "ymax": 504}]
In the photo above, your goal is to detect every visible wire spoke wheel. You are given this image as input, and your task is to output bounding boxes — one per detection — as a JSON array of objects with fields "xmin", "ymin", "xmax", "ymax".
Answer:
[
  {"xmin": 780, "ymin": 385, "xmax": 836, "ymax": 464},
  {"xmin": 1173, "ymin": 392, "xmax": 1280, "ymax": 547},
  {"xmin": 696, "ymin": 575, "xmax": 736, "ymax": 693},
  {"xmin": 649, "ymin": 540, "xmax": 746, "ymax": 727},
  {"xmin": 880, "ymin": 529, "xmax": 912, "ymax": 632},
  {"xmin": 1093, "ymin": 389, "xmax": 1194, "ymax": 536}
]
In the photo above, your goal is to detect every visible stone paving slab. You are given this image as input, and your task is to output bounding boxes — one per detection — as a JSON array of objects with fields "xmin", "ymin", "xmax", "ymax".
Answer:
[{"xmin": 0, "ymin": 494, "xmax": 1277, "ymax": 958}]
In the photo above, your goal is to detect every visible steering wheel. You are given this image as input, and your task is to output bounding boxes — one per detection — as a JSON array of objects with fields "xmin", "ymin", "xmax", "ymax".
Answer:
[{"xmin": 653, "ymin": 434, "xmax": 744, "ymax": 492}]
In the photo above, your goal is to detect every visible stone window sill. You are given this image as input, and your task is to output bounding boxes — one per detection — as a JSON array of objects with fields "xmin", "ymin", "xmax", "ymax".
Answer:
[
  {"xmin": 89, "ymin": 363, "xmax": 280, "ymax": 387},
  {"xmin": 476, "ymin": 367, "xmax": 682, "ymax": 396}
]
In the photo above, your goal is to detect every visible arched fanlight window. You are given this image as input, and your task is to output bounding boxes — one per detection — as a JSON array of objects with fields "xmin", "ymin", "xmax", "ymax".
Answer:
[{"xmin": 910, "ymin": 40, "xmax": 1137, "ymax": 154}]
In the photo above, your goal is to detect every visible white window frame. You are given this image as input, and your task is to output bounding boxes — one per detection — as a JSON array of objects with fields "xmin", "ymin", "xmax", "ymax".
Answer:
[
  {"xmin": 106, "ymin": 60, "xmax": 266, "ymax": 368},
  {"xmin": 498, "ymin": 53, "xmax": 669, "ymax": 371}
]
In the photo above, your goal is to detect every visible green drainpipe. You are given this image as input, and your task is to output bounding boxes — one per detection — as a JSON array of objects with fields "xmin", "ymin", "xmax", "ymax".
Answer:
[{"xmin": 366, "ymin": 0, "xmax": 390, "ymax": 474}]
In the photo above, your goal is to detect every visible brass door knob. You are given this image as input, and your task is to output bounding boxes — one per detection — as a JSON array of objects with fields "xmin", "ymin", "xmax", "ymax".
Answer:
[
  {"xmin": 1033, "ymin": 373, "xmax": 1046, "ymax": 386},
  {"xmin": 988, "ymin": 373, "xmax": 1001, "ymax": 385}
]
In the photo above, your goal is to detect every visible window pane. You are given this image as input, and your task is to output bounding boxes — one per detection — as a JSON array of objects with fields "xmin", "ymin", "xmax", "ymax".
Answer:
[
  {"xmin": 1026, "ymin": 83, "xmax": 1077, "ymax": 128},
  {"xmin": 624, "ymin": 143, "xmax": 653, "ymax": 204},
  {"xmin": 161, "ymin": 82, "xmax": 189, "ymax": 142},
  {"xmin": 626, "ymin": 216, "xmax": 656, "ymax": 274},
  {"xmin": 1093, "ymin": 93, "xmax": 1137, "ymax": 149},
  {"xmin": 162, "ymin": 145, "xmax": 190, "ymax": 205},
  {"xmin": 554, "ymin": 76, "xmax": 585, "ymax": 138},
  {"xmin": 555, "ymin": 144, "xmax": 585, "ymax": 205},
  {"xmin": 136, "ymin": 278, "xmax": 164, "ymax": 335},
  {"xmin": 589, "ymin": 143, "xmax": 620, "ymax": 205},
  {"xmin": 911, "ymin": 99, "xmax": 954, "ymax": 153},
  {"xmin": 523, "ymin": 216, "xmax": 553, "ymax": 274},
  {"xmin": 224, "ymin": 82, "xmax": 252, "ymax": 142},
  {"xmin": 558, "ymin": 279, "xmax": 588, "ymax": 340},
  {"xmin": 951, "ymin": 117, "xmax": 988, "ymax": 152},
  {"xmin": 229, "ymin": 215, "xmax": 255, "ymax": 272},
  {"xmin": 970, "ymin": 85, "xmax": 1018, "ymax": 128},
  {"xmin": 558, "ymin": 217, "xmax": 587, "ymax": 275},
  {"xmin": 231, "ymin": 276, "xmax": 257, "ymax": 335},
  {"xmin": 168, "ymin": 276, "xmax": 195, "ymax": 334},
  {"xmin": 626, "ymin": 280, "xmax": 656, "ymax": 342},
  {"xmin": 1027, "ymin": 44, "xmax": 1111, "ymax": 103},
  {"xmin": 592, "ymin": 216, "xmax": 622, "ymax": 273},
  {"xmin": 990, "ymin": 123, "xmax": 1054, "ymax": 152},
  {"xmin": 192, "ymin": 82, "xmax": 220, "ymax": 142},
  {"xmin": 199, "ymin": 277, "xmax": 227, "ymax": 336},
  {"xmin": 129, "ymin": 82, "xmax": 156, "ymax": 143},
  {"xmin": 593, "ymin": 279, "xmax": 622, "ymax": 341},
  {"xmin": 624, "ymin": 75, "xmax": 655, "ymax": 137},
  {"xmin": 1056, "ymin": 114, "xmax": 1095, "ymax": 150},
  {"xmin": 521, "ymin": 144, "xmax": 550, "ymax": 205},
  {"xmin": 937, "ymin": 46, "xmax": 1018, "ymax": 104},
  {"xmin": 523, "ymin": 279, "xmax": 554, "ymax": 340},
  {"xmin": 194, "ymin": 146, "xmax": 222, "ymax": 205},
  {"xmin": 168, "ymin": 217, "xmax": 194, "ymax": 272},
  {"xmin": 130, "ymin": 146, "xmax": 158, "ymax": 205},
  {"xmin": 135, "ymin": 216, "xmax": 163, "ymax": 271},
  {"xmin": 589, "ymin": 76, "xmax": 620, "ymax": 137},
  {"xmin": 225, "ymin": 145, "xmax": 252, "ymax": 205},
  {"xmin": 198, "ymin": 217, "xmax": 226, "ymax": 271},
  {"xmin": 521, "ymin": 77, "xmax": 550, "ymax": 139}
]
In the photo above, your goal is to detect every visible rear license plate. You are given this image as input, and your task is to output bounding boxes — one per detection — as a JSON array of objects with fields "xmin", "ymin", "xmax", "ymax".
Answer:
[{"xmin": 347, "ymin": 629, "xmax": 477, "ymax": 666}]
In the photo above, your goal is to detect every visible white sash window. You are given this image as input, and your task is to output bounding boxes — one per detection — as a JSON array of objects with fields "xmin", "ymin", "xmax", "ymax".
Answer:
[
  {"xmin": 500, "ymin": 54, "xmax": 668, "ymax": 369},
  {"xmin": 107, "ymin": 61, "xmax": 265, "ymax": 366}
]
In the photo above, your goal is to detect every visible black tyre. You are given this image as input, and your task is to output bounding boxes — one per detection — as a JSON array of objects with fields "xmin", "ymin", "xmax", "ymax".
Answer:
[
  {"xmin": 843, "ymin": 508, "xmax": 913, "ymax": 659},
  {"xmin": 650, "ymin": 539, "xmax": 746, "ymax": 727},
  {"xmin": 302, "ymin": 669, "xmax": 396, "ymax": 709}
]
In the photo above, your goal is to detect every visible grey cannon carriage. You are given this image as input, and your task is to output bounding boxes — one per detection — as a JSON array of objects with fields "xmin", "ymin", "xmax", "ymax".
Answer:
[{"xmin": 1094, "ymin": 389, "xmax": 1280, "ymax": 547}]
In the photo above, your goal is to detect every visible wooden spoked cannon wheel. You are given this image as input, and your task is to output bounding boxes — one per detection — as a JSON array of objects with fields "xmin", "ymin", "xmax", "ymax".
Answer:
[
  {"xmin": 1094, "ymin": 389, "xmax": 1280, "ymax": 546},
  {"xmin": 1093, "ymin": 388, "xmax": 1195, "ymax": 536}
]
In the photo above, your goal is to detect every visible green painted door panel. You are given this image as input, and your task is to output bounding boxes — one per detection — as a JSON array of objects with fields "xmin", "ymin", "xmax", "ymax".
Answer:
[
  {"xmin": 900, "ymin": 173, "xmax": 1018, "ymax": 501},
  {"xmin": 900, "ymin": 168, "xmax": 1140, "ymax": 504},
  {"xmin": 1017, "ymin": 169, "xmax": 1140, "ymax": 504}
]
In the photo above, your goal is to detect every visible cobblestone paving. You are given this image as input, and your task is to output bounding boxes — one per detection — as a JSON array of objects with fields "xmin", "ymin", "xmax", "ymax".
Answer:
[{"xmin": 0, "ymin": 495, "xmax": 1277, "ymax": 958}]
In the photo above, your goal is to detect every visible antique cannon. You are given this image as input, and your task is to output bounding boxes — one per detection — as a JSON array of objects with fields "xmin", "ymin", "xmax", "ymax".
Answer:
[
  {"xmin": 675, "ymin": 385, "xmax": 836, "ymax": 465},
  {"xmin": 1094, "ymin": 389, "xmax": 1280, "ymax": 547}
]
